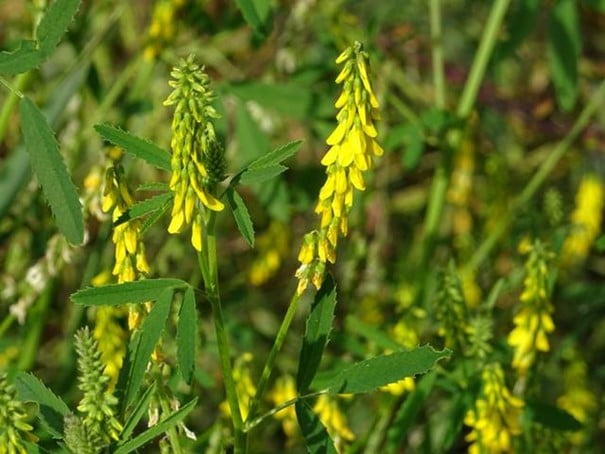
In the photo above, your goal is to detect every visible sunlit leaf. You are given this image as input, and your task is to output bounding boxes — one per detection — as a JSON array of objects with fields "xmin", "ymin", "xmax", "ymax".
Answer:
[{"xmin": 71, "ymin": 279, "xmax": 188, "ymax": 306}]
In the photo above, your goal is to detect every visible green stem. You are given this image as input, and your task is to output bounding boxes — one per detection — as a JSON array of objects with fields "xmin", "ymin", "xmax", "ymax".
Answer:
[
  {"xmin": 429, "ymin": 0, "xmax": 446, "ymax": 109},
  {"xmin": 468, "ymin": 78, "xmax": 605, "ymax": 272},
  {"xmin": 200, "ymin": 211, "xmax": 246, "ymax": 452},
  {"xmin": 246, "ymin": 291, "xmax": 301, "ymax": 429},
  {"xmin": 156, "ymin": 375, "xmax": 184, "ymax": 454},
  {"xmin": 420, "ymin": 0, "xmax": 511, "ymax": 264},
  {"xmin": 0, "ymin": 72, "xmax": 30, "ymax": 141}
]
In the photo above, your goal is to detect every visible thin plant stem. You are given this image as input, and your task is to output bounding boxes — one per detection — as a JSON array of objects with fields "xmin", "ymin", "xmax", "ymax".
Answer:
[
  {"xmin": 421, "ymin": 0, "xmax": 511, "ymax": 264},
  {"xmin": 245, "ymin": 291, "xmax": 301, "ymax": 429},
  {"xmin": 199, "ymin": 210, "xmax": 246, "ymax": 452},
  {"xmin": 468, "ymin": 78, "xmax": 605, "ymax": 272},
  {"xmin": 429, "ymin": 0, "xmax": 446, "ymax": 110},
  {"xmin": 0, "ymin": 72, "xmax": 30, "ymax": 141}
]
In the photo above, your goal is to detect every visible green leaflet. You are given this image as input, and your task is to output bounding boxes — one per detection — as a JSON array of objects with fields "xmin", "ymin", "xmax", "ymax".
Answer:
[
  {"xmin": 297, "ymin": 276, "xmax": 337, "ymax": 393},
  {"xmin": 71, "ymin": 279, "xmax": 188, "ymax": 306},
  {"xmin": 239, "ymin": 165, "xmax": 287, "ymax": 185},
  {"xmin": 234, "ymin": 0, "xmax": 271, "ymax": 36},
  {"xmin": 94, "ymin": 124, "xmax": 172, "ymax": 171},
  {"xmin": 295, "ymin": 400, "xmax": 338, "ymax": 454},
  {"xmin": 0, "ymin": 0, "xmax": 80, "ymax": 75},
  {"xmin": 525, "ymin": 400, "xmax": 583, "ymax": 431},
  {"xmin": 15, "ymin": 372, "xmax": 69, "ymax": 439},
  {"xmin": 114, "ymin": 192, "xmax": 173, "ymax": 227},
  {"xmin": 226, "ymin": 187, "xmax": 255, "ymax": 247},
  {"xmin": 20, "ymin": 97, "xmax": 84, "ymax": 245},
  {"xmin": 122, "ymin": 290, "xmax": 173, "ymax": 409},
  {"xmin": 114, "ymin": 398, "xmax": 198, "ymax": 454},
  {"xmin": 326, "ymin": 346, "xmax": 451, "ymax": 395},
  {"xmin": 119, "ymin": 384, "xmax": 156, "ymax": 443},
  {"xmin": 248, "ymin": 140, "xmax": 303, "ymax": 169},
  {"xmin": 177, "ymin": 287, "xmax": 198, "ymax": 384}
]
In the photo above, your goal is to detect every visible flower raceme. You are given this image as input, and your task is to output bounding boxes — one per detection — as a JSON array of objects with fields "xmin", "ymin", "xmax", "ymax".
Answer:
[
  {"xmin": 507, "ymin": 239, "xmax": 555, "ymax": 376},
  {"xmin": 296, "ymin": 41, "xmax": 383, "ymax": 295},
  {"xmin": 164, "ymin": 55, "xmax": 225, "ymax": 252},
  {"xmin": 464, "ymin": 363, "xmax": 524, "ymax": 454}
]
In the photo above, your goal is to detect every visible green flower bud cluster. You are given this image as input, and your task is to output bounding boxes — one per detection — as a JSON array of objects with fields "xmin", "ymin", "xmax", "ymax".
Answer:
[
  {"xmin": 74, "ymin": 327, "xmax": 123, "ymax": 446},
  {"xmin": 64, "ymin": 413, "xmax": 102, "ymax": 454},
  {"xmin": 0, "ymin": 374, "xmax": 36, "ymax": 454},
  {"xmin": 434, "ymin": 261, "xmax": 469, "ymax": 350}
]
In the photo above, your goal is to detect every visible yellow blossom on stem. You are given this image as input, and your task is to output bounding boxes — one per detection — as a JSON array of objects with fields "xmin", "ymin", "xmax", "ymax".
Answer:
[
  {"xmin": 313, "ymin": 394, "xmax": 355, "ymax": 451},
  {"xmin": 507, "ymin": 239, "xmax": 555, "ymax": 376},
  {"xmin": 295, "ymin": 41, "xmax": 383, "ymax": 294},
  {"xmin": 464, "ymin": 363, "xmax": 524, "ymax": 454},
  {"xmin": 268, "ymin": 375, "xmax": 299, "ymax": 441},
  {"xmin": 560, "ymin": 173, "xmax": 604, "ymax": 268},
  {"xmin": 220, "ymin": 353, "xmax": 256, "ymax": 422},
  {"xmin": 164, "ymin": 55, "xmax": 225, "ymax": 252},
  {"xmin": 248, "ymin": 221, "xmax": 290, "ymax": 286}
]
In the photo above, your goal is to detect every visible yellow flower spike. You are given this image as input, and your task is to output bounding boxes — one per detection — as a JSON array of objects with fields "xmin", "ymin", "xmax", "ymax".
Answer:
[
  {"xmin": 507, "ymin": 239, "xmax": 555, "ymax": 376},
  {"xmin": 295, "ymin": 41, "xmax": 382, "ymax": 294},
  {"xmin": 165, "ymin": 56, "xmax": 226, "ymax": 249}
]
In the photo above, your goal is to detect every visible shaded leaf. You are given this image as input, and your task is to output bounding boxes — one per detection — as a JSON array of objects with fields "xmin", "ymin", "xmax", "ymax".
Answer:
[
  {"xmin": 20, "ymin": 97, "xmax": 84, "ymax": 245},
  {"xmin": 0, "ymin": 41, "xmax": 44, "ymax": 75},
  {"xmin": 177, "ymin": 287, "xmax": 198, "ymax": 384},
  {"xmin": 525, "ymin": 400, "xmax": 583, "ymax": 431},
  {"xmin": 295, "ymin": 400, "xmax": 338, "ymax": 454},
  {"xmin": 120, "ymin": 383, "xmax": 156, "ymax": 442},
  {"xmin": 95, "ymin": 124, "xmax": 171, "ymax": 171},
  {"xmin": 71, "ymin": 279, "xmax": 188, "ymax": 306},
  {"xmin": 235, "ymin": 0, "xmax": 269, "ymax": 36},
  {"xmin": 326, "ymin": 346, "xmax": 450, "ymax": 395},
  {"xmin": 547, "ymin": 0, "xmax": 581, "ymax": 111},
  {"xmin": 226, "ymin": 187, "xmax": 254, "ymax": 247},
  {"xmin": 15, "ymin": 372, "xmax": 69, "ymax": 438},
  {"xmin": 297, "ymin": 276, "xmax": 337, "ymax": 393}
]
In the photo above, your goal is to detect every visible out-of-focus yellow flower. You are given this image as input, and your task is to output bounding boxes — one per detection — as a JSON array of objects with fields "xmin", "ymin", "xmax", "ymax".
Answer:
[
  {"xmin": 143, "ymin": 0, "xmax": 185, "ymax": 61},
  {"xmin": 380, "ymin": 377, "xmax": 415, "ymax": 396},
  {"xmin": 220, "ymin": 353, "xmax": 256, "ymax": 422},
  {"xmin": 249, "ymin": 221, "xmax": 290, "ymax": 286},
  {"xmin": 313, "ymin": 394, "xmax": 354, "ymax": 451},
  {"xmin": 164, "ymin": 55, "xmax": 225, "ymax": 252},
  {"xmin": 448, "ymin": 136, "xmax": 475, "ymax": 238},
  {"xmin": 557, "ymin": 348, "xmax": 596, "ymax": 445},
  {"xmin": 295, "ymin": 41, "xmax": 383, "ymax": 294},
  {"xmin": 560, "ymin": 173, "xmax": 604, "ymax": 268},
  {"xmin": 507, "ymin": 239, "xmax": 554, "ymax": 376},
  {"xmin": 268, "ymin": 375, "xmax": 299, "ymax": 441},
  {"xmin": 93, "ymin": 306, "xmax": 128, "ymax": 385},
  {"xmin": 464, "ymin": 363, "xmax": 524, "ymax": 454}
]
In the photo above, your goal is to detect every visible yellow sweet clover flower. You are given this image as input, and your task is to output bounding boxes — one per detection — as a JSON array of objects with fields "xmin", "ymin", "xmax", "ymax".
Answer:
[
  {"xmin": 220, "ymin": 353, "xmax": 256, "ymax": 422},
  {"xmin": 560, "ymin": 173, "xmax": 604, "ymax": 268},
  {"xmin": 102, "ymin": 165, "xmax": 150, "ymax": 284},
  {"xmin": 296, "ymin": 41, "xmax": 383, "ymax": 295},
  {"xmin": 164, "ymin": 55, "xmax": 225, "ymax": 252},
  {"xmin": 557, "ymin": 348, "xmax": 596, "ymax": 446},
  {"xmin": 464, "ymin": 363, "xmax": 524, "ymax": 454},
  {"xmin": 507, "ymin": 239, "xmax": 555, "ymax": 376},
  {"xmin": 313, "ymin": 394, "xmax": 355, "ymax": 451},
  {"xmin": 267, "ymin": 375, "xmax": 299, "ymax": 441},
  {"xmin": 248, "ymin": 221, "xmax": 290, "ymax": 286},
  {"xmin": 143, "ymin": 0, "xmax": 185, "ymax": 61}
]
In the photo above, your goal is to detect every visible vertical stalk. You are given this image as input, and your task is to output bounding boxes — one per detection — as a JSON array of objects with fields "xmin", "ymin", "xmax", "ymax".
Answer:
[
  {"xmin": 429, "ymin": 0, "xmax": 446, "ymax": 110},
  {"xmin": 200, "ymin": 211, "xmax": 246, "ymax": 452},
  {"xmin": 421, "ymin": 0, "xmax": 511, "ymax": 265},
  {"xmin": 246, "ymin": 291, "xmax": 301, "ymax": 428}
]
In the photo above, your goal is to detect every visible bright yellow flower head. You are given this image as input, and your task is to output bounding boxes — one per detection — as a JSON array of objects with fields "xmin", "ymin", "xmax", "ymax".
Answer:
[
  {"xmin": 164, "ymin": 55, "xmax": 225, "ymax": 251},
  {"xmin": 296, "ymin": 41, "xmax": 382, "ymax": 294},
  {"xmin": 268, "ymin": 375, "xmax": 299, "ymax": 441},
  {"xmin": 507, "ymin": 239, "xmax": 555, "ymax": 376},
  {"xmin": 560, "ymin": 173, "xmax": 604, "ymax": 268},
  {"xmin": 465, "ymin": 363, "xmax": 524, "ymax": 454}
]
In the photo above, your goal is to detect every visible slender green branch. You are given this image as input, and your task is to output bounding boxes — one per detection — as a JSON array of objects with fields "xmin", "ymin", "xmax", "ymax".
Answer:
[
  {"xmin": 429, "ymin": 0, "xmax": 446, "ymax": 109},
  {"xmin": 468, "ymin": 78, "xmax": 605, "ymax": 271},
  {"xmin": 245, "ymin": 291, "xmax": 301, "ymax": 429},
  {"xmin": 246, "ymin": 389, "xmax": 326, "ymax": 431},
  {"xmin": 0, "ymin": 73, "xmax": 30, "ymax": 142},
  {"xmin": 420, "ymin": 0, "xmax": 511, "ymax": 265},
  {"xmin": 199, "ymin": 210, "xmax": 246, "ymax": 452}
]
